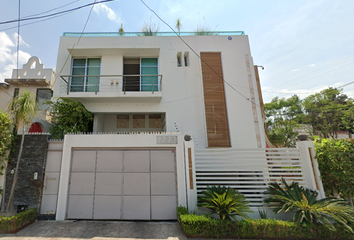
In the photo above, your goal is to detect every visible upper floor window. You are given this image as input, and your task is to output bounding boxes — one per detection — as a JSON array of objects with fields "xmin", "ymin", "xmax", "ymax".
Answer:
[
  {"xmin": 70, "ymin": 58, "xmax": 101, "ymax": 92},
  {"xmin": 36, "ymin": 89, "xmax": 53, "ymax": 110},
  {"xmin": 13, "ymin": 88, "xmax": 19, "ymax": 98},
  {"xmin": 123, "ymin": 58, "xmax": 158, "ymax": 92}
]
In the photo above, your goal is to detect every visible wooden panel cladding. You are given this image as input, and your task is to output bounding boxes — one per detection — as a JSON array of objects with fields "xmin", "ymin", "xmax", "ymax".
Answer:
[{"xmin": 200, "ymin": 52, "xmax": 230, "ymax": 147}]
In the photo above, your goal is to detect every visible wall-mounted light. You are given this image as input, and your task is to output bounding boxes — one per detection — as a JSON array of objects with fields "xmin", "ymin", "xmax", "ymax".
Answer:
[{"xmin": 257, "ymin": 65, "xmax": 265, "ymax": 70}]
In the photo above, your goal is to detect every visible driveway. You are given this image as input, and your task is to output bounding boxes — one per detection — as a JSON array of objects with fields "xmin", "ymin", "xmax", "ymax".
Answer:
[{"xmin": 0, "ymin": 220, "xmax": 188, "ymax": 240}]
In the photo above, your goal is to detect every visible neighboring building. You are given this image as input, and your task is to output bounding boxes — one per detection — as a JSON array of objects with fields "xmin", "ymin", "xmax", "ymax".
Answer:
[
  {"xmin": 45, "ymin": 31, "xmax": 267, "ymax": 221},
  {"xmin": 0, "ymin": 56, "xmax": 55, "ymax": 206},
  {"xmin": 0, "ymin": 56, "xmax": 55, "ymax": 133}
]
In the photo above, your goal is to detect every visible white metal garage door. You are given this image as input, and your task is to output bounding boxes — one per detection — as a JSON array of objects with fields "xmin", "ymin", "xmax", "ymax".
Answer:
[{"xmin": 66, "ymin": 149, "xmax": 177, "ymax": 220}]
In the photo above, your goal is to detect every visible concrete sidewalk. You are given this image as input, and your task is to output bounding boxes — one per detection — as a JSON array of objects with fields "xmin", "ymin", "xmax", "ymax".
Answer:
[{"xmin": 0, "ymin": 220, "xmax": 188, "ymax": 240}]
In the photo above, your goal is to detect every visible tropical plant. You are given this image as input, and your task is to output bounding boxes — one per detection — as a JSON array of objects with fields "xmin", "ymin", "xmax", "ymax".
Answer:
[
  {"xmin": 175, "ymin": 18, "xmax": 181, "ymax": 34},
  {"xmin": 0, "ymin": 110, "xmax": 13, "ymax": 211},
  {"xmin": 5, "ymin": 90, "xmax": 38, "ymax": 212},
  {"xmin": 141, "ymin": 17, "xmax": 159, "ymax": 36},
  {"xmin": 118, "ymin": 23, "xmax": 124, "ymax": 35},
  {"xmin": 198, "ymin": 186, "xmax": 252, "ymax": 220},
  {"xmin": 47, "ymin": 98, "xmax": 93, "ymax": 139},
  {"xmin": 258, "ymin": 208, "xmax": 268, "ymax": 219},
  {"xmin": 264, "ymin": 178, "xmax": 354, "ymax": 233}
]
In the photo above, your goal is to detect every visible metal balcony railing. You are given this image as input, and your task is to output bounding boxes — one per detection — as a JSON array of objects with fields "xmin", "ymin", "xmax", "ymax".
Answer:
[{"xmin": 59, "ymin": 75, "xmax": 162, "ymax": 95}]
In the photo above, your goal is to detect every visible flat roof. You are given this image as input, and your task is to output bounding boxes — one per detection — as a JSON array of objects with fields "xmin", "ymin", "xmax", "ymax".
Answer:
[{"xmin": 63, "ymin": 31, "xmax": 245, "ymax": 37}]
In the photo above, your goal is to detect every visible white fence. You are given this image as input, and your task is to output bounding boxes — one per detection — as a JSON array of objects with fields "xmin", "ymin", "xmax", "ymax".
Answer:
[{"xmin": 195, "ymin": 148, "xmax": 306, "ymax": 208}]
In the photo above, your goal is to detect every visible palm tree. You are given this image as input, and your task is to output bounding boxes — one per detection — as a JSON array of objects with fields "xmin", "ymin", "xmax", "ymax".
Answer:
[
  {"xmin": 5, "ymin": 90, "xmax": 38, "ymax": 212},
  {"xmin": 175, "ymin": 18, "xmax": 181, "ymax": 34}
]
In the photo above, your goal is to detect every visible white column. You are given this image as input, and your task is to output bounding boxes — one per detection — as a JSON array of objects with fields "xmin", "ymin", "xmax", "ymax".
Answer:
[
  {"xmin": 184, "ymin": 141, "xmax": 197, "ymax": 212},
  {"xmin": 296, "ymin": 141, "xmax": 325, "ymax": 199}
]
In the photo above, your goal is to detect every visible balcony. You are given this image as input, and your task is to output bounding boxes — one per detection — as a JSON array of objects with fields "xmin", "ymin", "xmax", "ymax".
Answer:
[{"xmin": 58, "ymin": 75, "xmax": 162, "ymax": 103}]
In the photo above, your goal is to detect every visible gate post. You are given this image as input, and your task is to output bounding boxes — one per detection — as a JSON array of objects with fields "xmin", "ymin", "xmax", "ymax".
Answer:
[
  {"xmin": 184, "ymin": 140, "xmax": 197, "ymax": 212},
  {"xmin": 296, "ymin": 141, "xmax": 325, "ymax": 199}
]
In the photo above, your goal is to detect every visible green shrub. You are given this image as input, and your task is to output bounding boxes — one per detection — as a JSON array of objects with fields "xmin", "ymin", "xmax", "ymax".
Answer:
[
  {"xmin": 264, "ymin": 178, "xmax": 354, "ymax": 233},
  {"xmin": 178, "ymin": 209, "xmax": 354, "ymax": 239},
  {"xmin": 0, "ymin": 208, "xmax": 37, "ymax": 231},
  {"xmin": 177, "ymin": 206, "xmax": 189, "ymax": 217},
  {"xmin": 197, "ymin": 186, "xmax": 252, "ymax": 220}
]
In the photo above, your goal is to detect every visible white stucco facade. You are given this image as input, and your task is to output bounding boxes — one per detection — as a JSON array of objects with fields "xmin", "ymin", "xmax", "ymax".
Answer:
[{"xmin": 54, "ymin": 34, "xmax": 266, "ymax": 149}]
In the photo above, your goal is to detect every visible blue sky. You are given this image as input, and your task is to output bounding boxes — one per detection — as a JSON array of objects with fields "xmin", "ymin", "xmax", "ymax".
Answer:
[{"xmin": 1, "ymin": 0, "xmax": 353, "ymax": 102}]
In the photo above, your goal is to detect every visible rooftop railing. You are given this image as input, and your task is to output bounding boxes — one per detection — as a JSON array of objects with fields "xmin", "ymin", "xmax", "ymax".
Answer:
[
  {"xmin": 59, "ymin": 75, "xmax": 162, "ymax": 95},
  {"xmin": 62, "ymin": 31, "xmax": 245, "ymax": 37}
]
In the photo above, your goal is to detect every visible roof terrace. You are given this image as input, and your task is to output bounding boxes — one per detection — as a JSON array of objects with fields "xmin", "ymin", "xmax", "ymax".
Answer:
[{"xmin": 62, "ymin": 31, "xmax": 245, "ymax": 37}]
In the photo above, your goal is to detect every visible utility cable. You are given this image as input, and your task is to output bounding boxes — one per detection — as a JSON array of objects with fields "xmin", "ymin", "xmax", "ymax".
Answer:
[
  {"xmin": 52, "ymin": 0, "xmax": 98, "ymax": 87},
  {"xmin": 338, "ymin": 80, "xmax": 354, "ymax": 88},
  {"xmin": 139, "ymin": 0, "xmax": 260, "ymax": 107},
  {"xmin": 0, "ymin": 0, "xmax": 115, "ymax": 25},
  {"xmin": 24, "ymin": 0, "xmax": 83, "ymax": 18},
  {"xmin": 271, "ymin": 54, "xmax": 354, "ymax": 89}
]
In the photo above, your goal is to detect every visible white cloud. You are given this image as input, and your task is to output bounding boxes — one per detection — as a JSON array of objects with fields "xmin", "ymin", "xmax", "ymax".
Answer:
[
  {"xmin": 309, "ymin": 64, "xmax": 315, "ymax": 67},
  {"xmin": 0, "ymin": 32, "xmax": 31, "ymax": 81},
  {"xmin": 291, "ymin": 68, "xmax": 301, "ymax": 72},
  {"xmin": 12, "ymin": 33, "xmax": 29, "ymax": 47},
  {"xmin": 93, "ymin": 2, "xmax": 120, "ymax": 23}
]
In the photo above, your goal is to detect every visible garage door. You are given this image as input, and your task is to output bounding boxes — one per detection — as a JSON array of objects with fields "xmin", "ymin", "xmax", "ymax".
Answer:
[{"xmin": 66, "ymin": 149, "xmax": 177, "ymax": 220}]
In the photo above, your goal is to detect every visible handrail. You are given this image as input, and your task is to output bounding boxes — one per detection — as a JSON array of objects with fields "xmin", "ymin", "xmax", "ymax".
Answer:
[{"xmin": 60, "ymin": 74, "xmax": 162, "ymax": 95}]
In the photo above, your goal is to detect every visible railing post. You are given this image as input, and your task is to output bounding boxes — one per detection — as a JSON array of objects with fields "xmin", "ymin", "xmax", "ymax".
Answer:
[
  {"xmin": 123, "ymin": 76, "xmax": 126, "ymax": 94},
  {"xmin": 67, "ymin": 77, "xmax": 69, "ymax": 95},
  {"xmin": 95, "ymin": 76, "xmax": 98, "ymax": 95},
  {"xmin": 152, "ymin": 76, "xmax": 154, "ymax": 94}
]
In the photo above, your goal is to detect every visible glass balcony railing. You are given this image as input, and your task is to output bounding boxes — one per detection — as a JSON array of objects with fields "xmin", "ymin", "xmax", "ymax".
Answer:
[{"xmin": 62, "ymin": 31, "xmax": 245, "ymax": 37}]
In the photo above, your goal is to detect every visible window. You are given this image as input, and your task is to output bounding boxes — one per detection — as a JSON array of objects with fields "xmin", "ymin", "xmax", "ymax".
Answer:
[
  {"xmin": 36, "ymin": 89, "xmax": 53, "ymax": 110},
  {"xmin": 133, "ymin": 115, "xmax": 145, "ymax": 128},
  {"xmin": 117, "ymin": 115, "xmax": 129, "ymax": 128},
  {"xmin": 177, "ymin": 52, "xmax": 182, "ymax": 67},
  {"xmin": 71, "ymin": 58, "xmax": 101, "ymax": 92},
  {"xmin": 117, "ymin": 114, "xmax": 164, "ymax": 131},
  {"xmin": 123, "ymin": 58, "xmax": 158, "ymax": 92},
  {"xmin": 184, "ymin": 52, "xmax": 189, "ymax": 66},
  {"xmin": 141, "ymin": 58, "xmax": 158, "ymax": 91},
  {"xmin": 13, "ymin": 88, "xmax": 19, "ymax": 98}
]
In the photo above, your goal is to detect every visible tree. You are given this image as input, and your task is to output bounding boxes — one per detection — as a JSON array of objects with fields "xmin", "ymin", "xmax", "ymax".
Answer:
[
  {"xmin": 302, "ymin": 88, "xmax": 354, "ymax": 138},
  {"xmin": 314, "ymin": 138, "xmax": 354, "ymax": 205},
  {"xmin": 0, "ymin": 110, "xmax": 13, "ymax": 211},
  {"xmin": 47, "ymin": 98, "xmax": 93, "ymax": 139},
  {"xmin": 5, "ymin": 90, "xmax": 38, "ymax": 212},
  {"xmin": 264, "ymin": 95, "xmax": 303, "ymax": 147}
]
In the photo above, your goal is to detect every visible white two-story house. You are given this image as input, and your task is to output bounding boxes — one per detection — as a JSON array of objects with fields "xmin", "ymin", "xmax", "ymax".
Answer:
[{"xmin": 49, "ymin": 31, "xmax": 266, "ymax": 221}]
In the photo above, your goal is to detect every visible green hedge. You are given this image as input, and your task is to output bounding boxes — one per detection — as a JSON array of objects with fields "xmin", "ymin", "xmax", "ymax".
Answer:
[
  {"xmin": 177, "ymin": 207, "xmax": 354, "ymax": 239},
  {"xmin": 0, "ymin": 209, "xmax": 37, "ymax": 232}
]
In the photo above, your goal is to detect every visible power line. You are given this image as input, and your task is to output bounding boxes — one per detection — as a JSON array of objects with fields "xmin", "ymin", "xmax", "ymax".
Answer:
[
  {"xmin": 52, "ymin": 0, "xmax": 98, "ymax": 87},
  {"xmin": 24, "ymin": 0, "xmax": 83, "ymax": 18},
  {"xmin": 271, "ymin": 54, "xmax": 354, "ymax": 89},
  {"xmin": 0, "ymin": 11, "xmax": 73, "ymax": 32},
  {"xmin": 338, "ymin": 81, "xmax": 354, "ymax": 88},
  {"xmin": 139, "ymin": 0, "xmax": 260, "ymax": 107},
  {"xmin": 0, "ymin": 0, "xmax": 115, "ymax": 25}
]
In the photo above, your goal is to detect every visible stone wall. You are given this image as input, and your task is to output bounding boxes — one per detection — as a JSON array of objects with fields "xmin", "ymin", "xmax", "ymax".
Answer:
[{"xmin": 4, "ymin": 135, "xmax": 48, "ymax": 212}]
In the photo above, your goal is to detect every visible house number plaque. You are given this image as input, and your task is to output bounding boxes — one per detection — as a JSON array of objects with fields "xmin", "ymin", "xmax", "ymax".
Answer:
[{"xmin": 156, "ymin": 136, "xmax": 178, "ymax": 144}]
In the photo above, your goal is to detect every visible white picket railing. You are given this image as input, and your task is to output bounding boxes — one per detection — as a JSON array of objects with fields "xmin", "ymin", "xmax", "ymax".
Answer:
[{"xmin": 195, "ymin": 148, "xmax": 305, "ymax": 207}]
